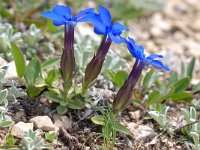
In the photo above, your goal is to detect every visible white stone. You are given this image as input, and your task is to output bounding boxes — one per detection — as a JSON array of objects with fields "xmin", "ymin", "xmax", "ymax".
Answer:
[
  {"xmin": 129, "ymin": 110, "xmax": 141, "ymax": 121},
  {"xmin": 11, "ymin": 122, "xmax": 33, "ymax": 138},
  {"xmin": 4, "ymin": 61, "xmax": 18, "ymax": 80},
  {"xmin": 30, "ymin": 116, "xmax": 55, "ymax": 131}
]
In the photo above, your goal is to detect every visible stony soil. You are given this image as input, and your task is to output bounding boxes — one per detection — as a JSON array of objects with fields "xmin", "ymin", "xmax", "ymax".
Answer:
[{"xmin": 1, "ymin": 0, "xmax": 200, "ymax": 150}]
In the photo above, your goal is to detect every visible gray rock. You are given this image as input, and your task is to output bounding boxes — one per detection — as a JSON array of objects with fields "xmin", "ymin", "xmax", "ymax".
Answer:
[
  {"xmin": 11, "ymin": 121, "xmax": 33, "ymax": 138},
  {"xmin": 14, "ymin": 110, "xmax": 26, "ymax": 122},
  {"xmin": 53, "ymin": 114, "xmax": 72, "ymax": 131},
  {"xmin": 136, "ymin": 125, "xmax": 157, "ymax": 142},
  {"xmin": 30, "ymin": 116, "xmax": 55, "ymax": 131},
  {"xmin": 127, "ymin": 123, "xmax": 157, "ymax": 142}
]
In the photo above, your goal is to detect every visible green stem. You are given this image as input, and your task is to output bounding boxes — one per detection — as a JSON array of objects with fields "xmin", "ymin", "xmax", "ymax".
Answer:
[
  {"xmin": 81, "ymin": 82, "xmax": 88, "ymax": 96},
  {"xmin": 63, "ymin": 81, "xmax": 71, "ymax": 102}
]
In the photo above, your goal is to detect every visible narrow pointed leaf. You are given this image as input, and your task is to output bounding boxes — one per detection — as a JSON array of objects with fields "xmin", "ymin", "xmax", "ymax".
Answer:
[
  {"xmin": 169, "ymin": 92, "xmax": 193, "ymax": 102},
  {"xmin": 168, "ymin": 72, "xmax": 178, "ymax": 87},
  {"xmin": 10, "ymin": 42, "xmax": 26, "ymax": 78},
  {"xmin": 26, "ymin": 58, "xmax": 41, "ymax": 84},
  {"xmin": 172, "ymin": 77, "xmax": 190, "ymax": 93},
  {"xmin": 187, "ymin": 57, "xmax": 195, "ymax": 79},
  {"xmin": 145, "ymin": 90, "xmax": 160, "ymax": 105},
  {"xmin": 42, "ymin": 56, "xmax": 60, "ymax": 69},
  {"xmin": 0, "ymin": 120, "xmax": 14, "ymax": 127},
  {"xmin": 91, "ymin": 115, "xmax": 105, "ymax": 126},
  {"xmin": 115, "ymin": 122, "xmax": 132, "ymax": 135}
]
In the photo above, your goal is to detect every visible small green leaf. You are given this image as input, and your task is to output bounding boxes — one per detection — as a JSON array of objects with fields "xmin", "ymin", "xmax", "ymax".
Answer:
[
  {"xmin": 160, "ymin": 80, "xmax": 168, "ymax": 94},
  {"xmin": 107, "ymin": 70, "xmax": 128, "ymax": 88},
  {"xmin": 45, "ymin": 69, "xmax": 60, "ymax": 85},
  {"xmin": 190, "ymin": 131, "xmax": 199, "ymax": 146},
  {"xmin": 68, "ymin": 99, "xmax": 85, "ymax": 110},
  {"xmin": 91, "ymin": 115, "xmax": 105, "ymax": 126},
  {"xmin": 0, "ymin": 89, "xmax": 8, "ymax": 103},
  {"xmin": 0, "ymin": 120, "xmax": 14, "ymax": 127},
  {"xmin": 192, "ymin": 82, "xmax": 200, "ymax": 93},
  {"xmin": 45, "ymin": 132, "xmax": 56, "ymax": 143},
  {"xmin": 169, "ymin": 92, "xmax": 192, "ymax": 102},
  {"xmin": 145, "ymin": 90, "xmax": 160, "ymax": 105},
  {"xmin": 190, "ymin": 107, "xmax": 196, "ymax": 120},
  {"xmin": 42, "ymin": 56, "xmax": 60, "ymax": 69},
  {"xmin": 168, "ymin": 72, "xmax": 178, "ymax": 87},
  {"xmin": 45, "ymin": 91, "xmax": 63, "ymax": 103},
  {"xmin": 56, "ymin": 105, "xmax": 68, "ymax": 114},
  {"xmin": 10, "ymin": 42, "xmax": 26, "ymax": 78},
  {"xmin": 107, "ymin": 70, "xmax": 115, "ymax": 80},
  {"xmin": 27, "ymin": 85, "xmax": 43, "ymax": 98},
  {"xmin": 143, "ymin": 70, "xmax": 160, "ymax": 93},
  {"xmin": 181, "ymin": 61, "xmax": 186, "ymax": 77},
  {"xmin": 180, "ymin": 108, "xmax": 190, "ymax": 123},
  {"xmin": 0, "ymin": 66, "xmax": 8, "ymax": 83},
  {"xmin": 25, "ymin": 58, "xmax": 41, "ymax": 85},
  {"xmin": 5, "ymin": 134, "xmax": 16, "ymax": 145},
  {"xmin": 172, "ymin": 77, "xmax": 190, "ymax": 93},
  {"xmin": 114, "ymin": 71, "xmax": 128, "ymax": 88},
  {"xmin": 143, "ymin": 69, "xmax": 154, "ymax": 89},
  {"xmin": 115, "ymin": 122, "xmax": 132, "ymax": 135},
  {"xmin": 187, "ymin": 57, "xmax": 196, "ymax": 79},
  {"xmin": 148, "ymin": 111, "xmax": 160, "ymax": 123}
]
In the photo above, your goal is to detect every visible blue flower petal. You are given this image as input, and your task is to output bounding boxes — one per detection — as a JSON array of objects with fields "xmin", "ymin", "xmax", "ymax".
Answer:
[
  {"xmin": 125, "ymin": 36, "xmax": 170, "ymax": 71},
  {"xmin": 75, "ymin": 8, "xmax": 94, "ymax": 22},
  {"xmin": 127, "ymin": 37, "xmax": 139, "ymax": 58},
  {"xmin": 146, "ymin": 54, "xmax": 163, "ymax": 60},
  {"xmin": 90, "ymin": 14, "xmax": 106, "ymax": 34},
  {"xmin": 118, "ymin": 36, "xmax": 127, "ymax": 44},
  {"xmin": 99, "ymin": 5, "xmax": 112, "ymax": 27},
  {"xmin": 127, "ymin": 44, "xmax": 137, "ymax": 58},
  {"xmin": 112, "ymin": 22, "xmax": 129, "ymax": 36},
  {"xmin": 109, "ymin": 34, "xmax": 124, "ymax": 44},
  {"xmin": 135, "ymin": 45, "xmax": 145, "ymax": 59},
  {"xmin": 52, "ymin": 5, "xmax": 71, "ymax": 20},
  {"xmin": 151, "ymin": 60, "xmax": 170, "ymax": 71},
  {"xmin": 53, "ymin": 19, "xmax": 66, "ymax": 26},
  {"xmin": 128, "ymin": 37, "xmax": 135, "ymax": 45}
]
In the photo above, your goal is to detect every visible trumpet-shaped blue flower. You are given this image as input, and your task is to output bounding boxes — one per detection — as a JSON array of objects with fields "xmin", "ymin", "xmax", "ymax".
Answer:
[
  {"xmin": 41, "ymin": 5, "xmax": 94, "ymax": 100},
  {"xmin": 82, "ymin": 6, "xmax": 128, "ymax": 95},
  {"xmin": 127, "ymin": 37, "xmax": 170, "ymax": 71},
  {"xmin": 41, "ymin": 5, "xmax": 94, "ymax": 26},
  {"xmin": 90, "ymin": 5, "xmax": 128, "ymax": 44},
  {"xmin": 113, "ymin": 37, "xmax": 170, "ymax": 114}
]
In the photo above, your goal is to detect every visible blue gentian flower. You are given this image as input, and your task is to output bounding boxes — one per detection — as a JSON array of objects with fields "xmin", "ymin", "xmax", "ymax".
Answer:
[
  {"xmin": 127, "ymin": 37, "xmax": 170, "ymax": 71},
  {"xmin": 90, "ymin": 5, "xmax": 128, "ymax": 44},
  {"xmin": 41, "ymin": 5, "xmax": 94, "ymax": 26},
  {"xmin": 41, "ymin": 5, "xmax": 94, "ymax": 100},
  {"xmin": 113, "ymin": 37, "xmax": 170, "ymax": 114},
  {"xmin": 82, "ymin": 5, "xmax": 128, "ymax": 95}
]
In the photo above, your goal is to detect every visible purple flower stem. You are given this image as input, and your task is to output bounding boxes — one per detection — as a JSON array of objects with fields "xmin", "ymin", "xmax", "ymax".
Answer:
[
  {"xmin": 82, "ymin": 35, "xmax": 112, "ymax": 95},
  {"xmin": 60, "ymin": 23, "xmax": 75, "ymax": 101},
  {"xmin": 113, "ymin": 60, "xmax": 145, "ymax": 115}
]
